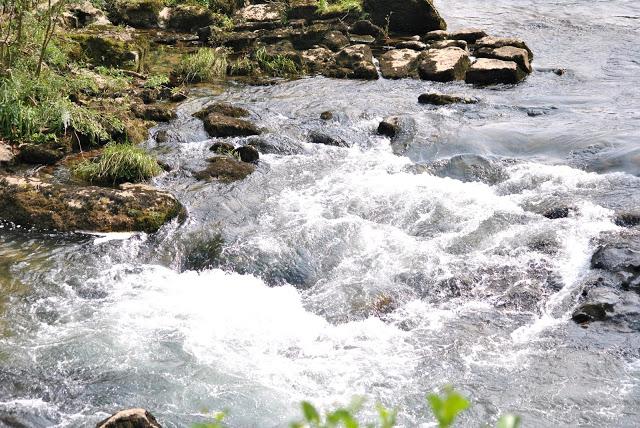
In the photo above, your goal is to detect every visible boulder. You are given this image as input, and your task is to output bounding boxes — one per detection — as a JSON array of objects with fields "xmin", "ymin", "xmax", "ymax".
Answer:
[
  {"xmin": 0, "ymin": 177, "xmax": 184, "ymax": 233},
  {"xmin": 235, "ymin": 3, "xmax": 285, "ymax": 23},
  {"xmin": 572, "ymin": 302, "xmax": 613, "ymax": 324},
  {"xmin": 614, "ymin": 210, "xmax": 640, "ymax": 228},
  {"xmin": 132, "ymin": 104, "xmax": 176, "ymax": 122},
  {"xmin": 395, "ymin": 40, "xmax": 427, "ymax": 51},
  {"xmin": 322, "ymin": 30, "xmax": 350, "ymax": 52},
  {"xmin": 196, "ymin": 156, "xmax": 256, "ymax": 182},
  {"xmin": 474, "ymin": 36, "xmax": 533, "ymax": 60},
  {"xmin": 0, "ymin": 142, "xmax": 14, "ymax": 165},
  {"xmin": 309, "ymin": 131, "xmax": 349, "ymax": 148},
  {"xmin": 96, "ymin": 408, "xmax": 162, "ymax": 428},
  {"xmin": 429, "ymin": 39, "xmax": 467, "ymax": 50},
  {"xmin": 542, "ymin": 207, "xmax": 571, "ymax": 219},
  {"xmin": 234, "ymin": 145, "xmax": 260, "ymax": 163},
  {"xmin": 291, "ymin": 22, "xmax": 332, "ymax": 50},
  {"xmin": 194, "ymin": 103, "xmax": 249, "ymax": 119},
  {"xmin": 465, "ymin": 58, "xmax": 527, "ymax": 85},
  {"xmin": 448, "ymin": 28, "xmax": 487, "ymax": 43},
  {"xmin": 112, "ymin": 0, "xmax": 163, "ymax": 28},
  {"xmin": 423, "ymin": 30, "xmax": 448, "ymax": 41},
  {"xmin": 245, "ymin": 136, "xmax": 305, "ymax": 155},
  {"xmin": 320, "ymin": 111, "xmax": 333, "ymax": 120},
  {"xmin": 418, "ymin": 92, "xmax": 477, "ymax": 105},
  {"xmin": 70, "ymin": 31, "xmax": 141, "ymax": 69},
  {"xmin": 349, "ymin": 20, "xmax": 385, "ymax": 39},
  {"xmin": 591, "ymin": 239, "xmax": 640, "ymax": 288},
  {"xmin": 202, "ymin": 113, "xmax": 261, "ymax": 138},
  {"xmin": 301, "ymin": 47, "xmax": 335, "ymax": 74},
  {"xmin": 378, "ymin": 48, "xmax": 420, "ymax": 79},
  {"xmin": 209, "ymin": 142, "xmax": 235, "ymax": 154},
  {"xmin": 417, "ymin": 47, "xmax": 470, "ymax": 82},
  {"xmin": 476, "ymin": 46, "xmax": 532, "ymax": 73},
  {"xmin": 330, "ymin": 44, "xmax": 379, "ymax": 80},
  {"xmin": 377, "ymin": 116, "xmax": 400, "ymax": 138},
  {"xmin": 18, "ymin": 143, "xmax": 66, "ymax": 165},
  {"xmin": 363, "ymin": 0, "xmax": 446, "ymax": 34},
  {"xmin": 287, "ymin": 0, "xmax": 319, "ymax": 21},
  {"xmin": 428, "ymin": 154, "xmax": 507, "ymax": 185},
  {"xmin": 64, "ymin": 1, "xmax": 111, "ymax": 28},
  {"xmin": 166, "ymin": 5, "xmax": 215, "ymax": 32}
]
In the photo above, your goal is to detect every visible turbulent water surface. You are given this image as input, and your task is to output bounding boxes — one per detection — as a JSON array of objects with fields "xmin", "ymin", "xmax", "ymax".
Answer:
[{"xmin": 2, "ymin": 0, "xmax": 640, "ymax": 427}]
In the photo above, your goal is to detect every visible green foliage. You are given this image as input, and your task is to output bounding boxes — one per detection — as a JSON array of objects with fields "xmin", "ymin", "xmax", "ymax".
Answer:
[
  {"xmin": 427, "ymin": 386, "xmax": 471, "ymax": 428},
  {"xmin": 174, "ymin": 48, "xmax": 228, "ymax": 83},
  {"xmin": 496, "ymin": 414, "xmax": 521, "ymax": 428},
  {"xmin": 316, "ymin": 0, "xmax": 363, "ymax": 15},
  {"xmin": 144, "ymin": 73, "xmax": 170, "ymax": 89},
  {"xmin": 254, "ymin": 47, "xmax": 300, "ymax": 78},
  {"xmin": 192, "ymin": 411, "xmax": 227, "ymax": 428},
  {"xmin": 290, "ymin": 398, "xmax": 396, "ymax": 428},
  {"xmin": 73, "ymin": 143, "xmax": 162, "ymax": 185},
  {"xmin": 228, "ymin": 55, "xmax": 255, "ymax": 76}
]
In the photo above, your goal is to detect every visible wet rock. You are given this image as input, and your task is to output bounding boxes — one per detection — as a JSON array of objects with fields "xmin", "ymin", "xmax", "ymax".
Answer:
[
  {"xmin": 465, "ymin": 59, "xmax": 527, "ymax": 85},
  {"xmin": 287, "ymin": 0, "xmax": 319, "ymax": 21},
  {"xmin": 18, "ymin": 143, "xmax": 66, "ymax": 165},
  {"xmin": 321, "ymin": 30, "xmax": 350, "ymax": 52},
  {"xmin": 379, "ymin": 48, "xmax": 420, "ymax": 79},
  {"xmin": 377, "ymin": 116, "xmax": 400, "ymax": 138},
  {"xmin": 96, "ymin": 408, "xmax": 162, "ymax": 428},
  {"xmin": 476, "ymin": 46, "xmax": 532, "ymax": 73},
  {"xmin": 395, "ymin": 40, "xmax": 427, "ymax": 51},
  {"xmin": 111, "ymin": 0, "xmax": 163, "ymax": 28},
  {"xmin": 196, "ymin": 156, "xmax": 256, "ymax": 182},
  {"xmin": 320, "ymin": 111, "xmax": 333, "ymax": 120},
  {"xmin": 349, "ymin": 20, "xmax": 385, "ymax": 39},
  {"xmin": 542, "ymin": 207, "xmax": 571, "ymax": 219},
  {"xmin": 64, "ymin": 1, "xmax": 111, "ymax": 28},
  {"xmin": 245, "ymin": 136, "xmax": 304, "ymax": 155},
  {"xmin": 234, "ymin": 145, "xmax": 260, "ymax": 163},
  {"xmin": 209, "ymin": 142, "xmax": 235, "ymax": 154},
  {"xmin": 235, "ymin": 3, "xmax": 285, "ymax": 23},
  {"xmin": 329, "ymin": 44, "xmax": 379, "ymax": 80},
  {"xmin": 194, "ymin": 103, "xmax": 249, "ymax": 120},
  {"xmin": 0, "ymin": 142, "xmax": 16, "ymax": 166},
  {"xmin": 474, "ymin": 36, "xmax": 533, "ymax": 60},
  {"xmin": 291, "ymin": 23, "xmax": 332, "ymax": 50},
  {"xmin": 429, "ymin": 154, "xmax": 506, "ymax": 184},
  {"xmin": 166, "ymin": 4, "xmax": 214, "ymax": 32},
  {"xmin": 363, "ymin": 0, "xmax": 446, "ymax": 34},
  {"xmin": 417, "ymin": 47, "xmax": 470, "ymax": 82},
  {"xmin": 309, "ymin": 131, "xmax": 349, "ymax": 148},
  {"xmin": 132, "ymin": 104, "xmax": 176, "ymax": 122},
  {"xmin": 614, "ymin": 210, "xmax": 640, "ymax": 228},
  {"xmin": 0, "ymin": 176, "xmax": 184, "ymax": 233},
  {"xmin": 202, "ymin": 114, "xmax": 261, "ymax": 138},
  {"xmin": 428, "ymin": 39, "xmax": 468, "ymax": 50},
  {"xmin": 182, "ymin": 233, "xmax": 223, "ymax": 272},
  {"xmin": 572, "ymin": 302, "xmax": 612, "ymax": 324},
  {"xmin": 591, "ymin": 239, "xmax": 640, "ymax": 288},
  {"xmin": 348, "ymin": 34, "xmax": 376, "ymax": 45},
  {"xmin": 448, "ymin": 28, "xmax": 487, "ymax": 43},
  {"xmin": 418, "ymin": 92, "xmax": 477, "ymax": 105}
]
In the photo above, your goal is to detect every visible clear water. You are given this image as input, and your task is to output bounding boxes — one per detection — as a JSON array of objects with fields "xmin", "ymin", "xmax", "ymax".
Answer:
[{"xmin": 1, "ymin": 1, "xmax": 640, "ymax": 427}]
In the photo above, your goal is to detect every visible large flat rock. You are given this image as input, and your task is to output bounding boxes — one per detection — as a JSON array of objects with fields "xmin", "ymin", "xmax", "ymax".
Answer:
[{"xmin": 418, "ymin": 47, "xmax": 470, "ymax": 82}]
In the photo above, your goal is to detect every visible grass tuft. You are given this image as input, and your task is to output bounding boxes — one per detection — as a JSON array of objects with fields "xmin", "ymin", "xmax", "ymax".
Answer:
[
  {"xmin": 254, "ymin": 47, "xmax": 300, "ymax": 77},
  {"xmin": 174, "ymin": 48, "xmax": 228, "ymax": 83},
  {"xmin": 316, "ymin": 0, "xmax": 363, "ymax": 15},
  {"xmin": 73, "ymin": 143, "xmax": 162, "ymax": 185}
]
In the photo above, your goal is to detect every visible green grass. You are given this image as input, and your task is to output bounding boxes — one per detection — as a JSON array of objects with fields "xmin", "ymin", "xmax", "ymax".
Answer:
[
  {"xmin": 144, "ymin": 73, "xmax": 170, "ymax": 89},
  {"xmin": 316, "ymin": 0, "xmax": 363, "ymax": 15},
  {"xmin": 174, "ymin": 48, "xmax": 228, "ymax": 83},
  {"xmin": 73, "ymin": 143, "xmax": 162, "ymax": 185},
  {"xmin": 254, "ymin": 47, "xmax": 300, "ymax": 77}
]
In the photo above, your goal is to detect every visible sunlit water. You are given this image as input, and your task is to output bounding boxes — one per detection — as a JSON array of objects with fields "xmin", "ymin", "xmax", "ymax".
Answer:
[{"xmin": 2, "ymin": 1, "xmax": 640, "ymax": 427}]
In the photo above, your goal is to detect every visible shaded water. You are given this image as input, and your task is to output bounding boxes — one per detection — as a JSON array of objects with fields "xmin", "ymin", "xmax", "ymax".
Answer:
[{"xmin": 2, "ymin": 0, "xmax": 640, "ymax": 427}]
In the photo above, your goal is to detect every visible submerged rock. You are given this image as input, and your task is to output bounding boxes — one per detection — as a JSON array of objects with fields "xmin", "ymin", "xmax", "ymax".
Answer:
[
  {"xmin": 591, "ymin": 239, "xmax": 640, "ymax": 288},
  {"xmin": 363, "ymin": 0, "xmax": 446, "ymax": 34},
  {"xmin": 379, "ymin": 49, "xmax": 420, "ymax": 79},
  {"xmin": 0, "ymin": 176, "xmax": 184, "ymax": 233},
  {"xmin": 201, "ymin": 114, "xmax": 261, "ymax": 138},
  {"xmin": 614, "ymin": 210, "xmax": 640, "ymax": 228},
  {"xmin": 417, "ymin": 47, "xmax": 470, "ymax": 82},
  {"xmin": 234, "ymin": 145, "xmax": 260, "ymax": 163},
  {"xmin": 309, "ymin": 131, "xmax": 349, "ymax": 148},
  {"xmin": 194, "ymin": 102, "xmax": 249, "ymax": 119},
  {"xmin": 428, "ymin": 154, "xmax": 506, "ymax": 184},
  {"xmin": 96, "ymin": 408, "xmax": 162, "ymax": 428},
  {"xmin": 196, "ymin": 156, "xmax": 256, "ymax": 182},
  {"xmin": 465, "ymin": 58, "xmax": 527, "ymax": 85},
  {"xmin": 377, "ymin": 116, "xmax": 401, "ymax": 138},
  {"xmin": 572, "ymin": 302, "xmax": 612, "ymax": 324},
  {"xmin": 418, "ymin": 92, "xmax": 477, "ymax": 105}
]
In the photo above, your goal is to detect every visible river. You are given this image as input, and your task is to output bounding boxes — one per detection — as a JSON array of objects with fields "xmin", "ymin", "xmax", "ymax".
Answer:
[{"xmin": 1, "ymin": 0, "xmax": 640, "ymax": 426}]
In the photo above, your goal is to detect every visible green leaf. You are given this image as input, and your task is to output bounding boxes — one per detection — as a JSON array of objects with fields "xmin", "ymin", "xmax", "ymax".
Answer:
[
  {"xmin": 326, "ymin": 409, "xmax": 359, "ymax": 428},
  {"xmin": 427, "ymin": 386, "xmax": 470, "ymax": 428},
  {"xmin": 376, "ymin": 404, "xmax": 397, "ymax": 428},
  {"xmin": 496, "ymin": 414, "xmax": 521, "ymax": 428},
  {"xmin": 301, "ymin": 401, "xmax": 321, "ymax": 425}
]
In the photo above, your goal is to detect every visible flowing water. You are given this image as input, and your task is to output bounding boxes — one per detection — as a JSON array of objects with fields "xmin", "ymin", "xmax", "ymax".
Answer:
[{"xmin": 2, "ymin": 0, "xmax": 640, "ymax": 426}]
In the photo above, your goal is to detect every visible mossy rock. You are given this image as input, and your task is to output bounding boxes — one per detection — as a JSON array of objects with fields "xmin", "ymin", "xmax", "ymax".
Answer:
[
  {"xmin": 111, "ymin": 0, "xmax": 164, "ymax": 28},
  {"xmin": 69, "ymin": 32, "xmax": 142, "ymax": 69}
]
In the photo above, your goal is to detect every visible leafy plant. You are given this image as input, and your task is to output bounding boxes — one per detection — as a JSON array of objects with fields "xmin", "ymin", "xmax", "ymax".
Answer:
[
  {"xmin": 290, "ymin": 398, "xmax": 396, "ymax": 428},
  {"xmin": 73, "ymin": 143, "xmax": 162, "ymax": 185},
  {"xmin": 316, "ymin": 0, "xmax": 363, "ymax": 15},
  {"xmin": 427, "ymin": 386, "xmax": 471, "ymax": 428},
  {"xmin": 144, "ymin": 73, "xmax": 170, "ymax": 89},
  {"xmin": 254, "ymin": 47, "xmax": 300, "ymax": 78},
  {"xmin": 174, "ymin": 48, "xmax": 228, "ymax": 83},
  {"xmin": 496, "ymin": 414, "xmax": 521, "ymax": 428}
]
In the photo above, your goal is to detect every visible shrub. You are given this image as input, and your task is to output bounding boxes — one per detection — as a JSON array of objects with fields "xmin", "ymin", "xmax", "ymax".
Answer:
[
  {"xmin": 174, "ymin": 48, "xmax": 228, "ymax": 83},
  {"xmin": 73, "ymin": 143, "xmax": 162, "ymax": 185}
]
